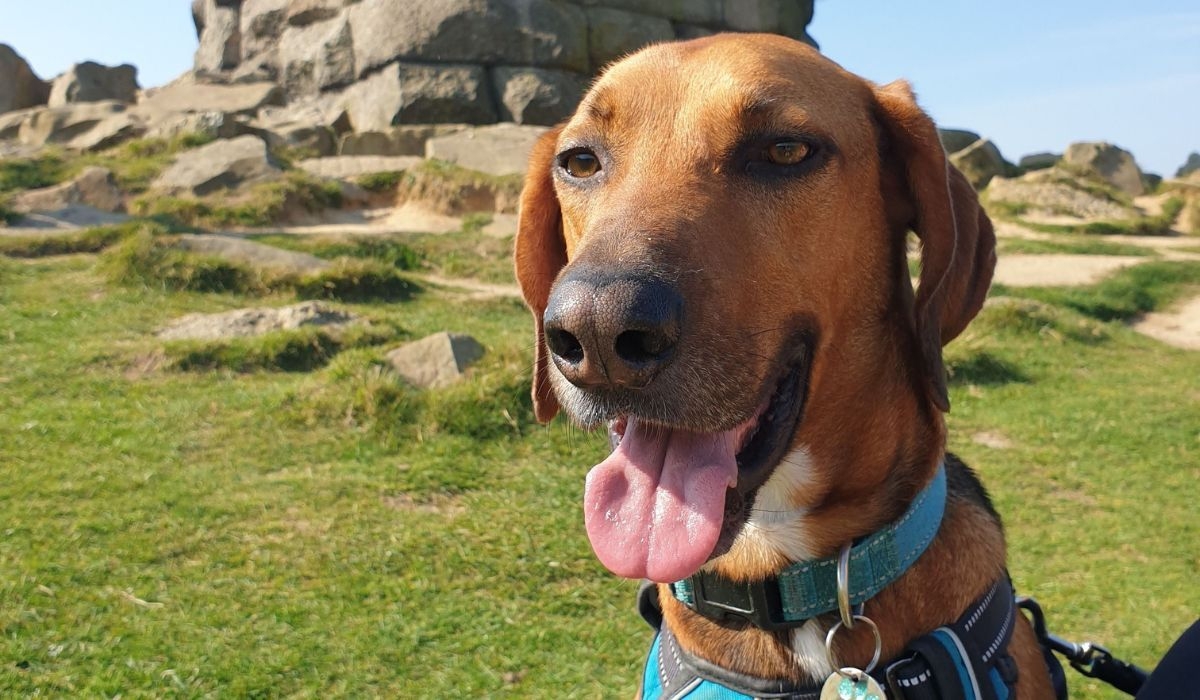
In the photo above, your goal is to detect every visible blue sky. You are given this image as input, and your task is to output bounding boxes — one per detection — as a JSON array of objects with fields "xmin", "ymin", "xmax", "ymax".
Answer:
[{"xmin": 1, "ymin": 0, "xmax": 1197, "ymax": 175}]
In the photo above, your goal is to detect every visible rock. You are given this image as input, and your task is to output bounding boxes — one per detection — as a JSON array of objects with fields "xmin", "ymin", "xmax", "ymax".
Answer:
[
  {"xmin": 69, "ymin": 113, "xmax": 147, "ymax": 152},
  {"xmin": 1062, "ymin": 141, "xmax": 1144, "ymax": 197},
  {"xmin": 189, "ymin": 1, "xmax": 815, "ymax": 126},
  {"xmin": 145, "ymin": 111, "xmax": 257, "ymax": 141},
  {"xmin": 938, "ymin": 128, "xmax": 981, "ymax": 155},
  {"xmin": 1018, "ymin": 152, "xmax": 1059, "ymax": 172},
  {"xmin": 338, "ymin": 125, "xmax": 469, "ymax": 156},
  {"xmin": 492, "ymin": 67, "xmax": 587, "ymax": 126},
  {"xmin": 949, "ymin": 138, "xmax": 1011, "ymax": 189},
  {"xmin": 47, "ymin": 62, "xmax": 139, "ymax": 107},
  {"xmin": 9, "ymin": 166, "xmax": 124, "ymax": 214},
  {"xmin": 425, "ymin": 123, "xmax": 549, "ymax": 176},
  {"xmin": 586, "ymin": 7, "xmax": 675, "ymax": 69},
  {"xmin": 136, "ymin": 79, "xmax": 284, "ymax": 120},
  {"xmin": 347, "ymin": 0, "xmax": 588, "ymax": 76},
  {"xmin": 17, "ymin": 101, "xmax": 128, "ymax": 146},
  {"xmin": 259, "ymin": 121, "xmax": 337, "ymax": 157},
  {"xmin": 0, "ymin": 107, "xmax": 39, "ymax": 140},
  {"xmin": 153, "ymin": 135, "xmax": 284, "ymax": 196},
  {"xmin": 279, "ymin": 15, "xmax": 355, "ymax": 95},
  {"xmin": 0, "ymin": 44, "xmax": 49, "ymax": 114},
  {"xmin": 158, "ymin": 301, "xmax": 356, "ymax": 341},
  {"xmin": 175, "ymin": 234, "xmax": 331, "ymax": 274},
  {"xmin": 386, "ymin": 331, "xmax": 485, "ymax": 389},
  {"xmin": 985, "ymin": 167, "xmax": 1139, "ymax": 221},
  {"xmin": 1176, "ymin": 152, "xmax": 1200, "ymax": 179},
  {"xmin": 287, "ymin": 0, "xmax": 343, "ymax": 27},
  {"xmin": 334, "ymin": 61, "xmax": 496, "ymax": 130},
  {"xmin": 296, "ymin": 155, "xmax": 423, "ymax": 179},
  {"xmin": 7, "ymin": 205, "xmax": 130, "ymax": 230},
  {"xmin": 193, "ymin": 0, "xmax": 242, "ymax": 74},
  {"xmin": 240, "ymin": 0, "xmax": 289, "ymax": 60}
]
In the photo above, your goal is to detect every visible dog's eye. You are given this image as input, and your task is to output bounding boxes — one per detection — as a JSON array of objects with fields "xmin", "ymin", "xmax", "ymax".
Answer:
[
  {"xmin": 560, "ymin": 149, "xmax": 601, "ymax": 179},
  {"xmin": 766, "ymin": 140, "xmax": 811, "ymax": 166}
]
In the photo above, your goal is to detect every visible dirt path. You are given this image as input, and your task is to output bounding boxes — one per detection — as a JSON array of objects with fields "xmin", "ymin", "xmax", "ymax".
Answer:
[
  {"xmin": 414, "ymin": 273, "xmax": 521, "ymax": 301},
  {"xmin": 993, "ymin": 220, "xmax": 1200, "ymax": 350},
  {"xmin": 1131, "ymin": 296, "xmax": 1200, "ymax": 350}
]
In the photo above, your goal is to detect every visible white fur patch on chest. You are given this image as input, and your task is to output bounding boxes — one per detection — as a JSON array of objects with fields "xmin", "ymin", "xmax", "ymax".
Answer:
[
  {"xmin": 790, "ymin": 618, "xmax": 837, "ymax": 680},
  {"xmin": 735, "ymin": 446, "xmax": 818, "ymax": 563}
]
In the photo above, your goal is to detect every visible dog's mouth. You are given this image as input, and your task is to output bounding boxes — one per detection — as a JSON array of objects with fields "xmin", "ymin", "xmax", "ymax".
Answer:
[{"xmin": 583, "ymin": 343, "xmax": 811, "ymax": 583}]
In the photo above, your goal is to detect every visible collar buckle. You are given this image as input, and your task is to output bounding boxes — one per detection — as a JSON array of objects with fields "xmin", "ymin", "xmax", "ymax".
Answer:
[{"xmin": 674, "ymin": 573, "xmax": 800, "ymax": 631}]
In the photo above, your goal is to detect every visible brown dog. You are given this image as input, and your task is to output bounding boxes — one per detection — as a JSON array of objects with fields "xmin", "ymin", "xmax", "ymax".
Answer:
[{"xmin": 515, "ymin": 33, "xmax": 1054, "ymax": 698}]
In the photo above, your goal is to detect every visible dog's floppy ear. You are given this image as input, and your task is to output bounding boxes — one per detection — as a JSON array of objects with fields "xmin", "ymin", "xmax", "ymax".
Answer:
[
  {"xmin": 874, "ymin": 81, "xmax": 996, "ymax": 412},
  {"xmin": 514, "ymin": 127, "xmax": 566, "ymax": 423}
]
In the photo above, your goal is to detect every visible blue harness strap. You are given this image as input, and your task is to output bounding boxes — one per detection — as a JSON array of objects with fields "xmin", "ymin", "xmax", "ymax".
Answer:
[{"xmin": 641, "ymin": 575, "xmax": 1019, "ymax": 700}]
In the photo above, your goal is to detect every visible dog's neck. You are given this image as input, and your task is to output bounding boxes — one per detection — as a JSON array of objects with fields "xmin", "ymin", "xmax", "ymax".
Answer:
[{"xmin": 661, "ymin": 333, "xmax": 953, "ymax": 683}]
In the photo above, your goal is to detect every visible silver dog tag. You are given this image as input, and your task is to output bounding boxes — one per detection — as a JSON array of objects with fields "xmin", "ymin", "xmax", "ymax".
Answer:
[{"xmin": 820, "ymin": 668, "xmax": 887, "ymax": 700}]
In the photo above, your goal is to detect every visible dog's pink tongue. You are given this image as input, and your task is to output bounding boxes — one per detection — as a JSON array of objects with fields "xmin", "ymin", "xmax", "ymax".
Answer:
[{"xmin": 584, "ymin": 416, "xmax": 741, "ymax": 583}]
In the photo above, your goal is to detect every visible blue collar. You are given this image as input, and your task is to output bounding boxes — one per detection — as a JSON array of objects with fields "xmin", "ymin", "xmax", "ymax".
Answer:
[{"xmin": 670, "ymin": 464, "xmax": 947, "ymax": 629}]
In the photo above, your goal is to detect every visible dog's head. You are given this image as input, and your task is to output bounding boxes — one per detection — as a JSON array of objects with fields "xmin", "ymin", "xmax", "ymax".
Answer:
[{"xmin": 515, "ymin": 34, "xmax": 994, "ymax": 583}]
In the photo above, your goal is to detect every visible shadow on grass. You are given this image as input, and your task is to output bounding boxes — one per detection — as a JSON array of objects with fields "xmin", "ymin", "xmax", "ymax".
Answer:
[{"xmin": 947, "ymin": 352, "xmax": 1030, "ymax": 387}]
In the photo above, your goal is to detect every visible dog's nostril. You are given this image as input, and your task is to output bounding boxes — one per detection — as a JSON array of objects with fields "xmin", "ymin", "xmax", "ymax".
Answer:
[
  {"xmin": 546, "ymin": 328, "xmax": 585, "ymax": 364},
  {"xmin": 615, "ymin": 329, "xmax": 672, "ymax": 365}
]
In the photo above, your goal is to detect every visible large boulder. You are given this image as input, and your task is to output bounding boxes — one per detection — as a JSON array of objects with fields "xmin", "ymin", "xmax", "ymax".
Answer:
[
  {"xmin": 9, "ymin": 166, "xmax": 124, "ymax": 214},
  {"xmin": 47, "ymin": 62, "xmax": 139, "ymax": 107},
  {"xmin": 333, "ymin": 61, "xmax": 496, "ymax": 131},
  {"xmin": 136, "ymin": 78, "xmax": 285, "ymax": 119},
  {"xmin": 0, "ymin": 44, "xmax": 50, "ymax": 114},
  {"xmin": 153, "ymin": 135, "xmax": 284, "ymax": 196},
  {"xmin": 68, "ymin": 113, "xmax": 147, "ymax": 152},
  {"xmin": 949, "ymin": 138, "xmax": 1012, "ymax": 189},
  {"xmin": 1176, "ymin": 152, "xmax": 1200, "ymax": 179},
  {"xmin": 1018, "ymin": 152, "xmax": 1059, "ymax": 172},
  {"xmin": 425, "ymin": 123, "xmax": 548, "ymax": 176},
  {"xmin": 985, "ymin": 167, "xmax": 1139, "ymax": 221},
  {"xmin": 188, "ymin": 1, "xmax": 817, "ymax": 129},
  {"xmin": 492, "ymin": 67, "xmax": 587, "ymax": 125},
  {"xmin": 586, "ymin": 7, "xmax": 675, "ymax": 69},
  {"xmin": 347, "ymin": 0, "xmax": 589, "ymax": 77},
  {"xmin": 194, "ymin": 0, "xmax": 243, "ymax": 75},
  {"xmin": 1062, "ymin": 142, "xmax": 1144, "ymax": 197},
  {"xmin": 17, "ymin": 101, "xmax": 129, "ymax": 147},
  {"xmin": 278, "ymin": 14, "xmax": 355, "ymax": 95},
  {"xmin": 938, "ymin": 128, "xmax": 981, "ymax": 155}
]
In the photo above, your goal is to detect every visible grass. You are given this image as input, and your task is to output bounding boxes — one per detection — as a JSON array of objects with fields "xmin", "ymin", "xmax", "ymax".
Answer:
[
  {"xmin": 130, "ymin": 171, "xmax": 345, "ymax": 229},
  {"xmin": 1, "ymin": 244, "xmax": 1196, "ymax": 698},
  {"xmin": 0, "ymin": 134, "xmax": 216, "ymax": 198},
  {"xmin": 164, "ymin": 322, "xmax": 406, "ymax": 374},
  {"xmin": 100, "ymin": 231, "xmax": 422, "ymax": 303},
  {"xmin": 0, "ymin": 219, "xmax": 163, "ymax": 258},
  {"xmin": 356, "ymin": 170, "xmax": 406, "ymax": 194},
  {"xmin": 996, "ymin": 236, "xmax": 1156, "ymax": 257}
]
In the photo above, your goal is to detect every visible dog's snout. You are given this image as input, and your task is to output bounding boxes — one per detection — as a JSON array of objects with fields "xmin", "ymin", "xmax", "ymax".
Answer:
[{"xmin": 543, "ymin": 273, "xmax": 682, "ymax": 390}]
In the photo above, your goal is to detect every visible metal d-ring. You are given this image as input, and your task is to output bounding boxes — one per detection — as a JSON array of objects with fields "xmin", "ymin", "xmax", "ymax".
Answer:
[
  {"xmin": 836, "ymin": 542, "xmax": 854, "ymax": 628},
  {"xmin": 825, "ymin": 614, "xmax": 884, "ymax": 675}
]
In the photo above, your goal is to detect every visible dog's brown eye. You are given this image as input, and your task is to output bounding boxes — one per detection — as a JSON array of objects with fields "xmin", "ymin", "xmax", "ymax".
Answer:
[
  {"xmin": 562, "ymin": 150, "xmax": 601, "ymax": 178},
  {"xmin": 766, "ymin": 141, "xmax": 811, "ymax": 166}
]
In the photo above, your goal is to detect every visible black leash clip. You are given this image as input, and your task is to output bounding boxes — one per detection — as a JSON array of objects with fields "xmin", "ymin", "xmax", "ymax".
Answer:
[{"xmin": 1017, "ymin": 596, "xmax": 1150, "ymax": 697}]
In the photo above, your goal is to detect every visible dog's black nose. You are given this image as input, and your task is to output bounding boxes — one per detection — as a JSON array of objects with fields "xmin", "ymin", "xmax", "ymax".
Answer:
[{"xmin": 543, "ymin": 272, "xmax": 682, "ymax": 390}]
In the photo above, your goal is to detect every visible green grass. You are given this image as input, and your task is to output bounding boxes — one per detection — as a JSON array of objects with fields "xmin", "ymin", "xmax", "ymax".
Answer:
[
  {"xmin": 994, "ymin": 260, "xmax": 1200, "ymax": 321},
  {"xmin": 997, "ymin": 236, "xmax": 1157, "ymax": 257},
  {"xmin": 356, "ymin": 170, "xmax": 406, "ymax": 193},
  {"xmin": 0, "ymin": 151, "xmax": 72, "ymax": 193},
  {"xmin": 1, "ymin": 247, "xmax": 1196, "ymax": 698},
  {"xmin": 0, "ymin": 219, "xmax": 164, "ymax": 258},
  {"xmin": 130, "ymin": 171, "xmax": 345, "ymax": 229},
  {"xmin": 164, "ymin": 322, "xmax": 406, "ymax": 373}
]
